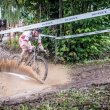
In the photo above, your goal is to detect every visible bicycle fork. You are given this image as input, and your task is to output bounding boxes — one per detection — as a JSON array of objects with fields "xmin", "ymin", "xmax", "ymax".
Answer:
[
  {"xmin": 34, "ymin": 48, "xmax": 39, "ymax": 73},
  {"xmin": 34, "ymin": 48, "xmax": 36, "ymax": 65}
]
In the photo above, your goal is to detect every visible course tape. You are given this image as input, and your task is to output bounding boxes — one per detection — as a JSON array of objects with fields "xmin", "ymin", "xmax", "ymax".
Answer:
[
  {"xmin": 0, "ymin": 8, "xmax": 110, "ymax": 35},
  {"xmin": 41, "ymin": 34, "xmax": 56, "ymax": 38},
  {"xmin": 42, "ymin": 29, "xmax": 110, "ymax": 39},
  {"xmin": 56, "ymin": 29, "xmax": 110, "ymax": 39}
]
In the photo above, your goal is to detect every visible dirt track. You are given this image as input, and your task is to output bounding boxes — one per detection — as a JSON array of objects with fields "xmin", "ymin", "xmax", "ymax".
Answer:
[
  {"xmin": 0, "ymin": 63, "xmax": 69, "ymax": 98},
  {"xmin": 69, "ymin": 62, "xmax": 110, "ymax": 88},
  {"xmin": 0, "ymin": 46, "xmax": 110, "ymax": 100},
  {"xmin": 0, "ymin": 46, "xmax": 70, "ymax": 97}
]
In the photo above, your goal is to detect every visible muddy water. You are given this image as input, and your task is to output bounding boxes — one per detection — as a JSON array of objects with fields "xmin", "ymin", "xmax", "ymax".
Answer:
[
  {"xmin": 0, "ymin": 72, "xmax": 48, "ymax": 97},
  {"xmin": 0, "ymin": 63, "xmax": 69, "ymax": 98},
  {"xmin": 45, "ymin": 64, "xmax": 69, "ymax": 85}
]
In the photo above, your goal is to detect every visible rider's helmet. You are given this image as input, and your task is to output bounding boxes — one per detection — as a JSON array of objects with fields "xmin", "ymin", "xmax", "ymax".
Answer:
[{"xmin": 35, "ymin": 28, "xmax": 42, "ymax": 33}]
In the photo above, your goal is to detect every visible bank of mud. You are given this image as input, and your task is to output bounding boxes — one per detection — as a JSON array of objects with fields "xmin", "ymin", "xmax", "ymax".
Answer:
[{"xmin": 0, "ymin": 45, "xmax": 110, "ymax": 107}]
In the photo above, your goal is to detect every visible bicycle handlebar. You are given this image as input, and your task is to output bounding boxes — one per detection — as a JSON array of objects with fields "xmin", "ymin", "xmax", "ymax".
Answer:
[{"xmin": 33, "ymin": 46, "xmax": 49, "ymax": 56}]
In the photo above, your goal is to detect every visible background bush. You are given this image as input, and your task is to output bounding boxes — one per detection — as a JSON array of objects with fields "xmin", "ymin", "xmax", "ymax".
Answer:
[{"xmin": 1, "ymin": 0, "xmax": 110, "ymax": 63}]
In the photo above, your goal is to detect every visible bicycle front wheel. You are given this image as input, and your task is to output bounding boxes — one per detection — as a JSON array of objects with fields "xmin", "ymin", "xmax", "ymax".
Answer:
[{"xmin": 32, "ymin": 56, "xmax": 48, "ymax": 81}]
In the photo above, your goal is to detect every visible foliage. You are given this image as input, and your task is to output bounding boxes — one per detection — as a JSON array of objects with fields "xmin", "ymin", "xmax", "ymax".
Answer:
[
  {"xmin": 3, "ymin": 34, "xmax": 21, "ymax": 53},
  {"xmin": 2, "ymin": 86, "xmax": 110, "ymax": 110},
  {"xmin": 57, "ymin": 33, "xmax": 110, "ymax": 63},
  {"xmin": 0, "ymin": 0, "xmax": 21, "ymax": 24},
  {"xmin": 0, "ymin": 0, "xmax": 110, "ymax": 63}
]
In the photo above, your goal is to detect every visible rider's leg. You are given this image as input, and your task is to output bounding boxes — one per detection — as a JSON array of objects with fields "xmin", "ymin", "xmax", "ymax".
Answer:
[
  {"xmin": 19, "ymin": 47, "xmax": 28, "ymax": 64},
  {"xmin": 25, "ymin": 48, "xmax": 33, "ymax": 65},
  {"xmin": 25, "ymin": 46, "xmax": 35, "ymax": 66}
]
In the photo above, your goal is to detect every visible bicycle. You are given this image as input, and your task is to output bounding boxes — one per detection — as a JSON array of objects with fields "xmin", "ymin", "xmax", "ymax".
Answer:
[{"xmin": 12, "ymin": 47, "xmax": 48, "ymax": 81}]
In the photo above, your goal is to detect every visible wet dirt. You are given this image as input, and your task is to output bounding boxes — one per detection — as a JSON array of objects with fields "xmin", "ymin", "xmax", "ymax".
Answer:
[
  {"xmin": 0, "ymin": 72, "xmax": 47, "ymax": 97},
  {"xmin": 0, "ymin": 46, "xmax": 110, "ymax": 100},
  {"xmin": 45, "ymin": 63, "xmax": 69, "ymax": 85},
  {"xmin": 0, "ymin": 46, "xmax": 70, "ymax": 98},
  {"xmin": 69, "ymin": 62, "xmax": 110, "ymax": 88},
  {"xmin": 0, "ymin": 63, "xmax": 69, "ymax": 98}
]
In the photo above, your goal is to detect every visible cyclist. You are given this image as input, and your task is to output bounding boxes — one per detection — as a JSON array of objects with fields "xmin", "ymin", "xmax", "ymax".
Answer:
[{"xmin": 19, "ymin": 28, "xmax": 45, "ymax": 61}]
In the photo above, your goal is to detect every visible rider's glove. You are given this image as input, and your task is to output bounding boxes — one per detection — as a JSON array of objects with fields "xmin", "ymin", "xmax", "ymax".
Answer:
[
  {"xmin": 39, "ymin": 44, "xmax": 44, "ymax": 51},
  {"xmin": 29, "ymin": 46, "xmax": 35, "ymax": 53},
  {"xmin": 43, "ymin": 49, "xmax": 46, "ymax": 52}
]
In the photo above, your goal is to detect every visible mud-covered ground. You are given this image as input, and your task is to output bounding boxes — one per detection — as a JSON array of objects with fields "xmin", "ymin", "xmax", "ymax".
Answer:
[
  {"xmin": 0, "ymin": 45, "xmax": 69, "ymax": 98},
  {"xmin": 0, "ymin": 44, "xmax": 110, "ymax": 106},
  {"xmin": 69, "ymin": 61, "xmax": 110, "ymax": 88},
  {"xmin": 0, "ymin": 44, "xmax": 110, "ymax": 89}
]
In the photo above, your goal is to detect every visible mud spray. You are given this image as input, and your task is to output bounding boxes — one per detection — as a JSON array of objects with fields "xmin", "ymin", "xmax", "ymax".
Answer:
[
  {"xmin": 0, "ymin": 59, "xmax": 69, "ymax": 97},
  {"xmin": 0, "ymin": 59, "xmax": 43, "ymax": 83}
]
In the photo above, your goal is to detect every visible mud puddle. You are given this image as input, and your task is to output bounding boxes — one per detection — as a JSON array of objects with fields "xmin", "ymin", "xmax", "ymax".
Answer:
[{"xmin": 0, "ymin": 63, "xmax": 69, "ymax": 98}]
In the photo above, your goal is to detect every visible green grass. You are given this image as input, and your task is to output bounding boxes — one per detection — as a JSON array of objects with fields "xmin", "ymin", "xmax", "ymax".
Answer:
[{"xmin": 2, "ymin": 86, "xmax": 110, "ymax": 110}]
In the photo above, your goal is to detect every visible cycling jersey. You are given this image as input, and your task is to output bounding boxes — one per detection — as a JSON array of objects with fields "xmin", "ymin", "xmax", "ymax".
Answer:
[{"xmin": 19, "ymin": 31, "xmax": 42, "ymax": 48}]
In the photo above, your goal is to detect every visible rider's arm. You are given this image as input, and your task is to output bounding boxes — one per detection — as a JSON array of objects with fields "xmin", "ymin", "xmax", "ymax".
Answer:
[
  {"xmin": 38, "ymin": 34, "xmax": 44, "ymax": 50},
  {"xmin": 24, "ymin": 40, "xmax": 31, "ymax": 48},
  {"xmin": 23, "ymin": 35, "xmax": 32, "ymax": 48}
]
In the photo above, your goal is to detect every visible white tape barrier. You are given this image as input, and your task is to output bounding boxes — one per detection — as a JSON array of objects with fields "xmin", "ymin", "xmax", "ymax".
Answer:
[
  {"xmin": 41, "ymin": 34, "xmax": 56, "ymax": 38},
  {"xmin": 56, "ymin": 29, "xmax": 110, "ymax": 39},
  {"xmin": 0, "ymin": 8, "xmax": 110, "ymax": 35},
  {"xmin": 42, "ymin": 29, "xmax": 110, "ymax": 39}
]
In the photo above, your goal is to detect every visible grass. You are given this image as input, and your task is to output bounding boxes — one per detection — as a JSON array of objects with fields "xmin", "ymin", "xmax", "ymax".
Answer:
[{"xmin": 2, "ymin": 86, "xmax": 110, "ymax": 110}]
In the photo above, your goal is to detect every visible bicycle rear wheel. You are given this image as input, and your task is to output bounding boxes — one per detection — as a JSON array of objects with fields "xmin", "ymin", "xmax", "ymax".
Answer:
[
  {"xmin": 11, "ymin": 55, "xmax": 20, "ymax": 62},
  {"xmin": 32, "ymin": 56, "xmax": 48, "ymax": 81},
  {"xmin": 12, "ymin": 55, "xmax": 26, "ymax": 65}
]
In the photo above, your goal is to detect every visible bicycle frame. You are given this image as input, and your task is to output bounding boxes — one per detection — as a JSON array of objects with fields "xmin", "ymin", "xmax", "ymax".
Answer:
[
  {"xmin": 24, "ymin": 48, "xmax": 37, "ymax": 66},
  {"xmin": 25, "ymin": 47, "xmax": 47, "ymax": 67},
  {"xmin": 32, "ymin": 47, "xmax": 39, "ymax": 70},
  {"xmin": 14, "ymin": 46, "xmax": 48, "ymax": 81},
  {"xmin": 33, "ymin": 47, "xmax": 36, "ymax": 65}
]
